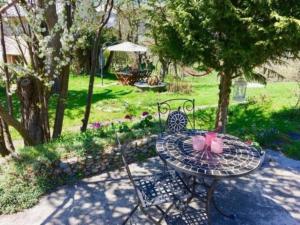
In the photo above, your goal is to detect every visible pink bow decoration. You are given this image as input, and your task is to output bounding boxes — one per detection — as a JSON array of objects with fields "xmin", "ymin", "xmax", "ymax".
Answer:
[
  {"xmin": 192, "ymin": 135, "xmax": 205, "ymax": 151},
  {"xmin": 211, "ymin": 138, "xmax": 224, "ymax": 154},
  {"xmin": 205, "ymin": 132, "xmax": 217, "ymax": 146},
  {"xmin": 192, "ymin": 132, "xmax": 223, "ymax": 154}
]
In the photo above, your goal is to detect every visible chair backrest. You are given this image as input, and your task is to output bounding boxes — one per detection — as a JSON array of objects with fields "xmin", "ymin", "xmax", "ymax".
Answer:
[
  {"xmin": 157, "ymin": 99, "xmax": 195, "ymax": 134},
  {"xmin": 114, "ymin": 131, "xmax": 141, "ymax": 202}
]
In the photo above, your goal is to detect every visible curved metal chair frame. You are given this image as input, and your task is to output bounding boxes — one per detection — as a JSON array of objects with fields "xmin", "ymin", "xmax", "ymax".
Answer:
[
  {"xmin": 116, "ymin": 133, "xmax": 193, "ymax": 225},
  {"xmin": 114, "ymin": 126, "xmax": 211, "ymax": 225},
  {"xmin": 157, "ymin": 99, "xmax": 195, "ymax": 134}
]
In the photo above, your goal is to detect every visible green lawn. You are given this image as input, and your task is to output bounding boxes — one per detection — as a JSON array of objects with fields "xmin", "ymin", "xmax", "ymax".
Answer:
[
  {"xmin": 55, "ymin": 73, "xmax": 298, "ymax": 130},
  {"xmin": 1, "ymin": 72, "xmax": 298, "ymax": 137},
  {"xmin": 61, "ymin": 73, "xmax": 300, "ymax": 160}
]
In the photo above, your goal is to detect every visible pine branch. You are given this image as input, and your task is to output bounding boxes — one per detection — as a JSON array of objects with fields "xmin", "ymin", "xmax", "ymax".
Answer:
[{"xmin": 245, "ymin": 72, "xmax": 267, "ymax": 85}]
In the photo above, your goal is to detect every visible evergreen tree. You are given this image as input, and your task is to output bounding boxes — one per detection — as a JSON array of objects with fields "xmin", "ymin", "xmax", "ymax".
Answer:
[{"xmin": 149, "ymin": 0, "xmax": 300, "ymax": 132}]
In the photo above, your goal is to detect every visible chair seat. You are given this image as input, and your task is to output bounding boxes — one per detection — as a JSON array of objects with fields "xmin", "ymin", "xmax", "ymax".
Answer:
[
  {"xmin": 134, "ymin": 170, "xmax": 190, "ymax": 208},
  {"xmin": 165, "ymin": 207, "xmax": 208, "ymax": 225}
]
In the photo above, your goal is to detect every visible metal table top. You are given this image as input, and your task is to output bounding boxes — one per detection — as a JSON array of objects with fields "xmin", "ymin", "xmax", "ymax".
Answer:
[{"xmin": 156, "ymin": 130, "xmax": 264, "ymax": 178}]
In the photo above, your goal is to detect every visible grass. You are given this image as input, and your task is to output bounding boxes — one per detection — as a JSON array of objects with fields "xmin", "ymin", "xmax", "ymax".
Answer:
[
  {"xmin": 56, "ymin": 72, "xmax": 298, "ymax": 129},
  {"xmin": 1, "ymin": 71, "xmax": 299, "ymax": 156},
  {"xmin": 1, "ymin": 71, "xmax": 299, "ymax": 158},
  {"xmin": 1, "ymin": 71, "xmax": 298, "ymax": 135}
]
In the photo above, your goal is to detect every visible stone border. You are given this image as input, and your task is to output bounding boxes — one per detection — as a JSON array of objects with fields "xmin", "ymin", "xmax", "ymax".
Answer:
[{"xmin": 52, "ymin": 135, "xmax": 158, "ymax": 177}]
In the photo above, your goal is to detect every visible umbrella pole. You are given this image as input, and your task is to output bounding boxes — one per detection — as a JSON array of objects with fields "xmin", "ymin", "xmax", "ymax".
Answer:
[{"xmin": 101, "ymin": 47, "xmax": 103, "ymax": 86}]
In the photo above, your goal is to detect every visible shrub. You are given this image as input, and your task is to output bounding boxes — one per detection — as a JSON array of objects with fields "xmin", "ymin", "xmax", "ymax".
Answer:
[{"xmin": 168, "ymin": 78, "xmax": 193, "ymax": 94}]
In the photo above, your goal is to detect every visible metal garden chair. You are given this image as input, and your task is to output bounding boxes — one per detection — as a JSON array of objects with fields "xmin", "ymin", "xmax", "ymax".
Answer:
[
  {"xmin": 157, "ymin": 99, "xmax": 195, "ymax": 134},
  {"xmin": 116, "ymin": 132, "xmax": 189, "ymax": 224},
  {"xmin": 116, "ymin": 132, "xmax": 209, "ymax": 225},
  {"xmin": 157, "ymin": 99, "xmax": 196, "ymax": 179},
  {"xmin": 157, "ymin": 99, "xmax": 208, "ymax": 209}
]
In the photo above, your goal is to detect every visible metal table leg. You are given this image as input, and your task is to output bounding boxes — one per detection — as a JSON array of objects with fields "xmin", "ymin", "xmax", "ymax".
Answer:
[
  {"xmin": 206, "ymin": 179, "xmax": 235, "ymax": 225},
  {"xmin": 183, "ymin": 176, "xmax": 235, "ymax": 225},
  {"xmin": 212, "ymin": 195, "xmax": 235, "ymax": 219},
  {"xmin": 206, "ymin": 179, "xmax": 217, "ymax": 225}
]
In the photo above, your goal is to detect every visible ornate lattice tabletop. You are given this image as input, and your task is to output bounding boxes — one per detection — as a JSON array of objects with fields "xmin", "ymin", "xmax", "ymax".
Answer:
[{"xmin": 156, "ymin": 130, "xmax": 264, "ymax": 178}]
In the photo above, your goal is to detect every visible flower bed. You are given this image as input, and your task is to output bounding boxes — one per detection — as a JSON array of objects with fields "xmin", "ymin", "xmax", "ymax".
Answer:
[{"xmin": 0, "ymin": 113, "xmax": 159, "ymax": 214}]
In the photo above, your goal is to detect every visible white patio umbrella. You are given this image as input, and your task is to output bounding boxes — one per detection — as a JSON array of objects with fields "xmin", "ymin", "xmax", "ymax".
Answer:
[
  {"xmin": 100, "ymin": 42, "xmax": 147, "ymax": 85},
  {"xmin": 105, "ymin": 41, "xmax": 147, "ymax": 52}
]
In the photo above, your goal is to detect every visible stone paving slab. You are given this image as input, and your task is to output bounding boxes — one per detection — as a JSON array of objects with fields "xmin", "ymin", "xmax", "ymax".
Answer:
[{"xmin": 0, "ymin": 150, "xmax": 299, "ymax": 225}]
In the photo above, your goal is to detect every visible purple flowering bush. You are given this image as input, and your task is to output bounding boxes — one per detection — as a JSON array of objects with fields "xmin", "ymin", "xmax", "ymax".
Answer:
[{"xmin": 91, "ymin": 122, "xmax": 102, "ymax": 129}]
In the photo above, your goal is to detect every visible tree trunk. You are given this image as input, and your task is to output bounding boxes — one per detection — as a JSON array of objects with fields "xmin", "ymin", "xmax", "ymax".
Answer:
[
  {"xmin": 52, "ymin": 3, "xmax": 72, "ymax": 139},
  {"xmin": 45, "ymin": 2, "xmax": 62, "ymax": 94},
  {"xmin": 2, "ymin": 120, "xmax": 14, "ymax": 152},
  {"xmin": 0, "ymin": 14, "xmax": 13, "ymax": 116},
  {"xmin": 0, "ymin": 105, "xmax": 35, "ymax": 146},
  {"xmin": 81, "ymin": 0, "xmax": 114, "ymax": 132},
  {"xmin": 52, "ymin": 77, "xmax": 61, "ymax": 94},
  {"xmin": 0, "ymin": 14, "xmax": 15, "ymax": 153},
  {"xmin": 17, "ymin": 76, "xmax": 50, "ymax": 144},
  {"xmin": 118, "ymin": 20, "xmax": 122, "ymax": 39},
  {"xmin": 173, "ymin": 62, "xmax": 179, "ymax": 78},
  {"xmin": 215, "ymin": 72, "xmax": 232, "ymax": 133},
  {"xmin": 52, "ymin": 65, "xmax": 70, "ymax": 138},
  {"xmin": 0, "ymin": 119, "xmax": 10, "ymax": 157},
  {"xmin": 159, "ymin": 59, "xmax": 169, "ymax": 82},
  {"xmin": 81, "ymin": 38, "xmax": 101, "ymax": 132}
]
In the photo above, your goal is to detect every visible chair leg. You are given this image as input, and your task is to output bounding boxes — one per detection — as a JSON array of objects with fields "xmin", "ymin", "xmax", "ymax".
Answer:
[
  {"xmin": 162, "ymin": 161, "xmax": 168, "ymax": 175},
  {"xmin": 156, "ymin": 203, "xmax": 175, "ymax": 224},
  {"xmin": 122, "ymin": 203, "xmax": 140, "ymax": 225},
  {"xmin": 140, "ymin": 207, "xmax": 162, "ymax": 225}
]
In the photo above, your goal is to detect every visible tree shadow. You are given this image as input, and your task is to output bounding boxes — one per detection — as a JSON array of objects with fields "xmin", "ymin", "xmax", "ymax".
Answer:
[
  {"xmin": 19, "ymin": 156, "xmax": 299, "ymax": 225},
  {"xmin": 0, "ymin": 79, "xmax": 131, "ymax": 123},
  {"xmin": 52, "ymin": 89, "xmax": 133, "ymax": 121},
  {"xmin": 95, "ymin": 71, "xmax": 118, "ymax": 81},
  {"xmin": 196, "ymin": 84, "xmax": 219, "ymax": 89}
]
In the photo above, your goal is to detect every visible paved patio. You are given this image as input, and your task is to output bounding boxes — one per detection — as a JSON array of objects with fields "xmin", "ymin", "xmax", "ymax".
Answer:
[{"xmin": 0, "ymin": 150, "xmax": 299, "ymax": 225}]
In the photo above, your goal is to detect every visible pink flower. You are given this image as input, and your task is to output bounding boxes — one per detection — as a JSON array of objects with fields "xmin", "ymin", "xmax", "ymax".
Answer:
[
  {"xmin": 142, "ymin": 111, "xmax": 149, "ymax": 117},
  {"xmin": 245, "ymin": 140, "xmax": 253, "ymax": 145},
  {"xmin": 92, "ymin": 122, "xmax": 101, "ymax": 129},
  {"xmin": 124, "ymin": 114, "xmax": 133, "ymax": 120}
]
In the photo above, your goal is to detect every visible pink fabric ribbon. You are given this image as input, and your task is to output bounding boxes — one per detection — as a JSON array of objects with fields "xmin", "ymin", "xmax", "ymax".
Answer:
[
  {"xmin": 192, "ymin": 135, "xmax": 205, "ymax": 151},
  {"xmin": 192, "ymin": 132, "xmax": 223, "ymax": 154}
]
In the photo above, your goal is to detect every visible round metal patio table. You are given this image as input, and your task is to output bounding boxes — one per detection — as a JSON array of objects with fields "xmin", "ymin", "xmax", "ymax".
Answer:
[{"xmin": 156, "ymin": 130, "xmax": 265, "ymax": 225}]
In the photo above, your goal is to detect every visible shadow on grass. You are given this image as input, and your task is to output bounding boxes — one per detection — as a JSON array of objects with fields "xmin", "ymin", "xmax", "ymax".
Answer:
[
  {"xmin": 0, "ymin": 73, "xmax": 123, "ymax": 122},
  {"xmin": 48, "ymin": 88, "xmax": 133, "ymax": 121},
  {"xmin": 95, "ymin": 71, "xmax": 118, "ymax": 81},
  {"xmin": 195, "ymin": 83, "xmax": 219, "ymax": 89}
]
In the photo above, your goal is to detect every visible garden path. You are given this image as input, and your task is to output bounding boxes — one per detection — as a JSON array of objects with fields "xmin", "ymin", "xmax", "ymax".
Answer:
[{"xmin": 0, "ymin": 150, "xmax": 299, "ymax": 225}]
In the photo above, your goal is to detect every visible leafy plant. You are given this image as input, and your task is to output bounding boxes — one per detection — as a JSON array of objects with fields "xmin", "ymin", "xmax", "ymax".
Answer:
[
  {"xmin": 123, "ymin": 101, "xmax": 138, "ymax": 115},
  {"xmin": 133, "ymin": 114, "xmax": 154, "ymax": 129}
]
